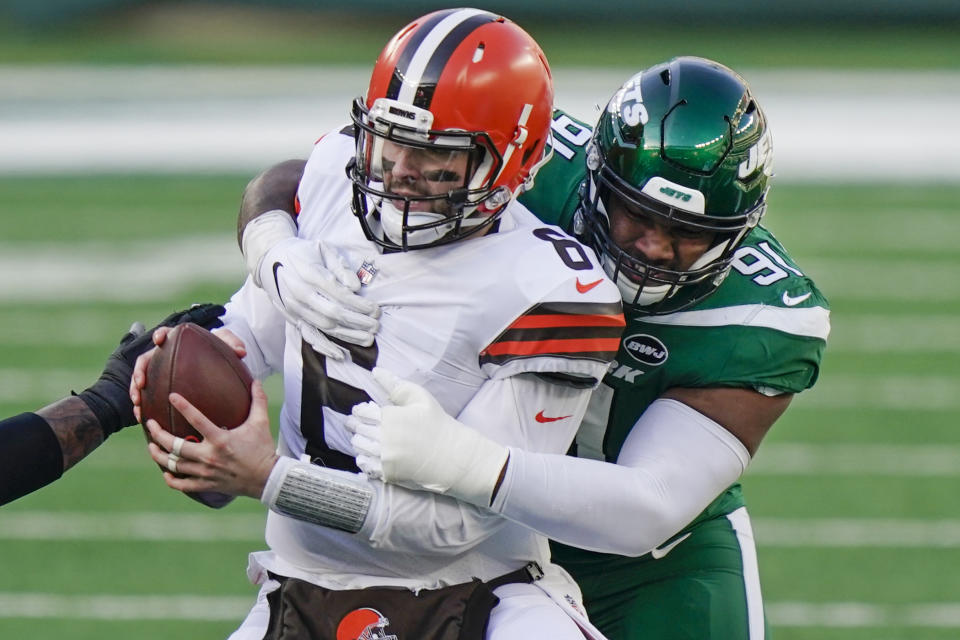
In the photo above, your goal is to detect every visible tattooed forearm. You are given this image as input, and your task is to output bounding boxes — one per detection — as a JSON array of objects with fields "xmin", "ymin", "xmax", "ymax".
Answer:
[{"xmin": 36, "ymin": 396, "xmax": 106, "ymax": 472}]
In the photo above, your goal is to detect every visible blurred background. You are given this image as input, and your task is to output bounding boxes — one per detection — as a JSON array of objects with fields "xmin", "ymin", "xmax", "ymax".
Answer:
[{"xmin": 0, "ymin": 2, "xmax": 958, "ymax": 639}]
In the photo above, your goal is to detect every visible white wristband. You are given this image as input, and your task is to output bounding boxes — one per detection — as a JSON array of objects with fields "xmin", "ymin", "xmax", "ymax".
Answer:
[
  {"xmin": 241, "ymin": 210, "xmax": 298, "ymax": 285},
  {"xmin": 262, "ymin": 456, "xmax": 373, "ymax": 533}
]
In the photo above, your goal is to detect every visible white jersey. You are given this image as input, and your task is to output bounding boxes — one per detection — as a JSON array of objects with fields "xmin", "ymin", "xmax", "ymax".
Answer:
[{"xmin": 223, "ymin": 128, "xmax": 623, "ymax": 592}]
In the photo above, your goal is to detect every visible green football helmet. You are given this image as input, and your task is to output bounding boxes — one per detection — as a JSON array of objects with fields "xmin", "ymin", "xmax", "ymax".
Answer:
[{"xmin": 576, "ymin": 56, "xmax": 772, "ymax": 314}]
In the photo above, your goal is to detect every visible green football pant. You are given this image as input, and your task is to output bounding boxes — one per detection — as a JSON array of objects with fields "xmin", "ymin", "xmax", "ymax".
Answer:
[{"xmin": 569, "ymin": 507, "xmax": 769, "ymax": 640}]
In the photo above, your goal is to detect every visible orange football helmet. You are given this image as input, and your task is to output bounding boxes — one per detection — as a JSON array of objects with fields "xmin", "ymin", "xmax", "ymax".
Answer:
[{"xmin": 349, "ymin": 8, "xmax": 554, "ymax": 250}]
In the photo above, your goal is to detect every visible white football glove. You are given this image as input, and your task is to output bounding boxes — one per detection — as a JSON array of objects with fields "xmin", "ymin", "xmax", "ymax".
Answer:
[
  {"xmin": 346, "ymin": 367, "xmax": 509, "ymax": 507},
  {"xmin": 242, "ymin": 211, "xmax": 380, "ymax": 361}
]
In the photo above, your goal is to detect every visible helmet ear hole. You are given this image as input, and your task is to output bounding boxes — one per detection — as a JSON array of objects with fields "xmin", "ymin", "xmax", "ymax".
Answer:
[{"xmin": 659, "ymin": 69, "xmax": 671, "ymax": 85}]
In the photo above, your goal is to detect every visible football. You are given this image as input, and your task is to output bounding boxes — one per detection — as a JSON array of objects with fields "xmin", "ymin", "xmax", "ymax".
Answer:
[{"xmin": 140, "ymin": 322, "xmax": 253, "ymax": 442}]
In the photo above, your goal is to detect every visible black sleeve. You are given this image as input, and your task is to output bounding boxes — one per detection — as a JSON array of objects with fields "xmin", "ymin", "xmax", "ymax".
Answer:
[{"xmin": 0, "ymin": 412, "xmax": 64, "ymax": 506}]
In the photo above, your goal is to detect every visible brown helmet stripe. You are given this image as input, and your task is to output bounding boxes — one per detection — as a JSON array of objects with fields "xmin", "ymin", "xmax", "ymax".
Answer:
[{"xmin": 385, "ymin": 9, "xmax": 496, "ymax": 109}]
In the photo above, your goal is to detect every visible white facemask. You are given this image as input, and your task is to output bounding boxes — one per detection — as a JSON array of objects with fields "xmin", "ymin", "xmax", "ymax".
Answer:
[
  {"xmin": 603, "ymin": 238, "xmax": 731, "ymax": 306},
  {"xmin": 377, "ymin": 198, "xmax": 457, "ymax": 247}
]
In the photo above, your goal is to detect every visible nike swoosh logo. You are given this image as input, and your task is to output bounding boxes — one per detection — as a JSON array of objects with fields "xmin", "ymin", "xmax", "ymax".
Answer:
[
  {"xmin": 272, "ymin": 262, "xmax": 287, "ymax": 308},
  {"xmin": 650, "ymin": 532, "xmax": 691, "ymax": 559},
  {"xmin": 535, "ymin": 411, "xmax": 573, "ymax": 423},
  {"xmin": 782, "ymin": 291, "xmax": 812, "ymax": 307},
  {"xmin": 576, "ymin": 278, "xmax": 603, "ymax": 294}
]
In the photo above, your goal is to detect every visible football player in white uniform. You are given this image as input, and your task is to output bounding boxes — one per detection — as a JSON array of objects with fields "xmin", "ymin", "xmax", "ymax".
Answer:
[{"xmin": 135, "ymin": 9, "xmax": 623, "ymax": 640}]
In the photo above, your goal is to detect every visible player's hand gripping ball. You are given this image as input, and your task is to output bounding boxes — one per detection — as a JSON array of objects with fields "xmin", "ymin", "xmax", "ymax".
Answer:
[{"xmin": 140, "ymin": 323, "xmax": 253, "ymax": 443}]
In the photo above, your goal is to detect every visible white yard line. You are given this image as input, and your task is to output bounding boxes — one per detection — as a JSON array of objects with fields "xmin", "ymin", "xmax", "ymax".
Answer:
[
  {"xmin": 0, "ymin": 236, "xmax": 242, "ymax": 303},
  {"xmin": 2, "ymin": 238, "xmax": 956, "ymax": 306},
  {"xmin": 2, "ymin": 366, "xmax": 957, "ymax": 411},
  {"xmin": 0, "ymin": 369, "xmax": 99, "ymax": 403},
  {"xmin": 825, "ymin": 314, "xmax": 960, "ymax": 354},
  {"xmin": 795, "ymin": 374, "xmax": 960, "ymax": 411},
  {"xmin": 0, "ymin": 367, "xmax": 287, "ymax": 405},
  {"xmin": 0, "ymin": 593, "xmax": 958, "ymax": 627},
  {"xmin": 766, "ymin": 602, "xmax": 960, "ymax": 628},
  {"xmin": 3, "ymin": 512, "xmax": 960, "ymax": 548},
  {"xmin": 6, "ymin": 367, "xmax": 958, "ymax": 411},
  {"xmin": 747, "ymin": 443, "xmax": 960, "ymax": 477},
  {"xmin": 0, "ymin": 512, "xmax": 264, "ymax": 541},
  {"xmin": 55, "ymin": 436, "xmax": 960, "ymax": 478},
  {"xmin": 0, "ymin": 593, "xmax": 252, "ymax": 621},
  {"xmin": 1, "ymin": 66, "xmax": 957, "ymax": 180},
  {"xmin": 754, "ymin": 518, "xmax": 960, "ymax": 548},
  {"xmin": 802, "ymin": 258, "xmax": 960, "ymax": 303},
  {"xmin": 4, "ymin": 306, "xmax": 958, "ymax": 356}
]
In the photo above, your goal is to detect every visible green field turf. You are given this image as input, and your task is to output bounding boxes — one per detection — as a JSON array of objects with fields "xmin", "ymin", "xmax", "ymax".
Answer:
[
  {"xmin": 1, "ymin": 174, "xmax": 958, "ymax": 638},
  {"xmin": 2, "ymin": 3, "xmax": 957, "ymax": 635}
]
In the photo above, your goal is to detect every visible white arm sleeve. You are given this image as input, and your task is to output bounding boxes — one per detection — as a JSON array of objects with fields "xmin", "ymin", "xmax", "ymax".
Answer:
[
  {"xmin": 358, "ymin": 373, "xmax": 593, "ymax": 554},
  {"xmin": 490, "ymin": 398, "xmax": 751, "ymax": 556}
]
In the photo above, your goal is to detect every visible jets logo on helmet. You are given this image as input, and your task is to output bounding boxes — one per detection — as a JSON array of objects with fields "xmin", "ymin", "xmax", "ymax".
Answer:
[
  {"xmin": 336, "ymin": 607, "xmax": 398, "ymax": 640},
  {"xmin": 738, "ymin": 128, "xmax": 774, "ymax": 179},
  {"xmin": 577, "ymin": 56, "xmax": 772, "ymax": 315},
  {"xmin": 349, "ymin": 8, "xmax": 554, "ymax": 251},
  {"xmin": 610, "ymin": 71, "xmax": 649, "ymax": 129}
]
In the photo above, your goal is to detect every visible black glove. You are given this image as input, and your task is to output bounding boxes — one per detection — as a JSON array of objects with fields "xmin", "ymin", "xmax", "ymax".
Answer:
[{"xmin": 76, "ymin": 303, "xmax": 226, "ymax": 438}]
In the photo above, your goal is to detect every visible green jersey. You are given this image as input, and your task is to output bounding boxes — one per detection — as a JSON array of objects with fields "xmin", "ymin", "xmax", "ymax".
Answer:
[{"xmin": 519, "ymin": 109, "xmax": 829, "ymax": 577}]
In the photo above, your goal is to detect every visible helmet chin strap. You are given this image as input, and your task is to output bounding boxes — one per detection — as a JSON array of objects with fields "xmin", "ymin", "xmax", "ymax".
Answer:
[
  {"xmin": 585, "ymin": 178, "xmax": 664, "ymax": 304},
  {"xmin": 602, "ymin": 252, "xmax": 672, "ymax": 306},
  {"xmin": 606, "ymin": 238, "xmax": 733, "ymax": 307},
  {"xmin": 376, "ymin": 192, "xmax": 507, "ymax": 247},
  {"xmin": 687, "ymin": 237, "xmax": 730, "ymax": 273},
  {"xmin": 588, "ymin": 173, "xmax": 739, "ymax": 307},
  {"xmin": 378, "ymin": 199, "xmax": 453, "ymax": 247}
]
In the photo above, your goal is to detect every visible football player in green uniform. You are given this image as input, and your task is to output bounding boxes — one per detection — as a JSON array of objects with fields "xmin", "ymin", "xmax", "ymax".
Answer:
[
  {"xmin": 509, "ymin": 56, "xmax": 828, "ymax": 638},
  {"xmin": 234, "ymin": 56, "xmax": 829, "ymax": 639}
]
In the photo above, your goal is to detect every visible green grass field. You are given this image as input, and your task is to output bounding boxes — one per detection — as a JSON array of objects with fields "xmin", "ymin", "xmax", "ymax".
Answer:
[
  {"xmin": 1, "ymin": 174, "xmax": 958, "ymax": 639},
  {"xmin": 1, "ymin": 5, "xmax": 959, "ymax": 638}
]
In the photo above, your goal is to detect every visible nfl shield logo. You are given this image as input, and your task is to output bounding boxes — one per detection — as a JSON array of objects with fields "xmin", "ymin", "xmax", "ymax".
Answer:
[{"xmin": 357, "ymin": 260, "xmax": 378, "ymax": 286}]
